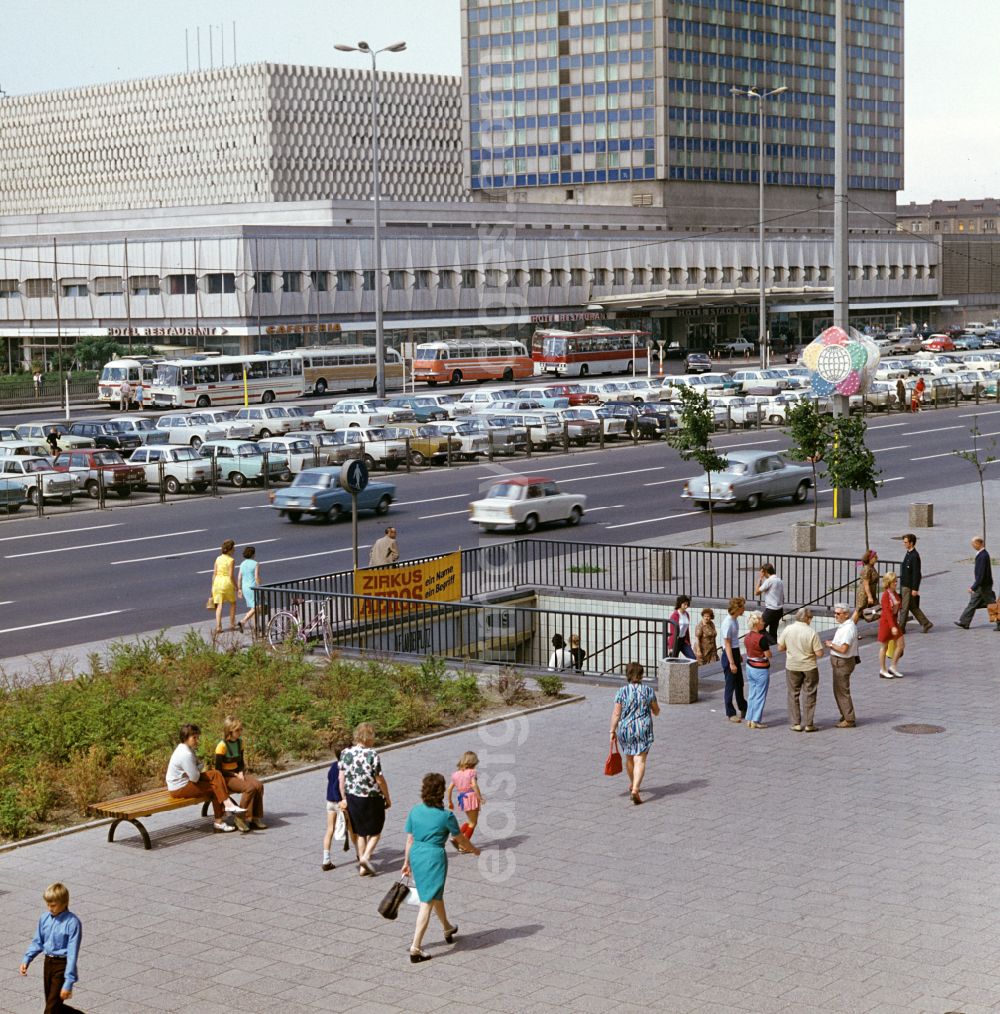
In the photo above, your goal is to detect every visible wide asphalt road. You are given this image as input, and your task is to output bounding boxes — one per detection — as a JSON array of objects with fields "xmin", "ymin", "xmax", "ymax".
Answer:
[{"xmin": 1, "ymin": 400, "xmax": 996, "ymax": 659}]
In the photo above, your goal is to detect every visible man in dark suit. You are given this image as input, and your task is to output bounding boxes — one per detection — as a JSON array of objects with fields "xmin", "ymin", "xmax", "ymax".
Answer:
[
  {"xmin": 899, "ymin": 533, "xmax": 933, "ymax": 633},
  {"xmin": 955, "ymin": 537, "xmax": 999, "ymax": 629}
]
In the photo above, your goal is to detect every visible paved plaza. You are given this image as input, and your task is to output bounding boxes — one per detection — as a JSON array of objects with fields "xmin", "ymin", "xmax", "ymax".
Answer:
[{"xmin": 3, "ymin": 482, "xmax": 1000, "ymax": 1013}]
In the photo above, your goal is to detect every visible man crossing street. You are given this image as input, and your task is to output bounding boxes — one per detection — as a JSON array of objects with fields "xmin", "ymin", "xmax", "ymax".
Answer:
[{"xmin": 899, "ymin": 533, "xmax": 933, "ymax": 633}]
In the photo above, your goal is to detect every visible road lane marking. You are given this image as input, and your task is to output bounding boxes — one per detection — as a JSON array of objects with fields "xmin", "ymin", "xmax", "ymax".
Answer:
[
  {"xmin": 911, "ymin": 425, "xmax": 963, "ymax": 435},
  {"xmin": 605, "ymin": 510, "xmax": 704, "ymax": 530},
  {"xmin": 6, "ymin": 529, "xmax": 208, "ymax": 559},
  {"xmin": 712, "ymin": 439, "xmax": 779, "ymax": 450},
  {"xmin": 238, "ymin": 505, "xmax": 272, "ymax": 511},
  {"xmin": 558, "ymin": 466, "xmax": 664, "ymax": 484},
  {"xmin": 0, "ymin": 609, "xmax": 127, "ymax": 634},
  {"xmin": 397, "ymin": 493, "xmax": 469, "ymax": 507},
  {"xmin": 867, "ymin": 422, "xmax": 906, "ymax": 430},
  {"xmin": 418, "ymin": 509, "xmax": 468, "ymax": 519},
  {"xmin": 113, "ymin": 538, "xmax": 280, "ymax": 565},
  {"xmin": 644, "ymin": 477, "xmax": 697, "ymax": 487},
  {"xmin": 582, "ymin": 504, "xmax": 624, "ymax": 512},
  {"xmin": 0, "ymin": 523, "xmax": 122, "ymax": 543},
  {"xmin": 960, "ymin": 409, "xmax": 1000, "ymax": 418},
  {"xmin": 0, "ymin": 600, "xmax": 14, "ymax": 606},
  {"xmin": 198, "ymin": 546, "xmax": 365, "ymax": 570},
  {"xmin": 909, "ymin": 452, "xmax": 954, "ymax": 461},
  {"xmin": 819, "ymin": 476, "xmax": 904, "ymax": 493},
  {"xmin": 872, "ymin": 444, "xmax": 910, "ymax": 452}
]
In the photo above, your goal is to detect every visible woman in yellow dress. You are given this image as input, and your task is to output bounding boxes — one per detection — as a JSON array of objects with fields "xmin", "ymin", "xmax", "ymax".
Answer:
[{"xmin": 211, "ymin": 539, "xmax": 237, "ymax": 632}]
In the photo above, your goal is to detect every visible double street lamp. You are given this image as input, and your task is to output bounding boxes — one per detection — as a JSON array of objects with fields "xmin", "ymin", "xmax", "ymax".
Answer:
[
  {"xmin": 730, "ymin": 85, "xmax": 787, "ymax": 369},
  {"xmin": 335, "ymin": 40, "xmax": 407, "ymax": 398}
]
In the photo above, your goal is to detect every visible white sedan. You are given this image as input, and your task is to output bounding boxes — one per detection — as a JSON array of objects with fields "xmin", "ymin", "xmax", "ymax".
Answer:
[{"xmin": 468, "ymin": 476, "xmax": 587, "ymax": 533}]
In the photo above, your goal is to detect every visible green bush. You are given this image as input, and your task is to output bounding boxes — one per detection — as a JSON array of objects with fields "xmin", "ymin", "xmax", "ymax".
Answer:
[
  {"xmin": 536, "ymin": 675, "xmax": 564, "ymax": 698},
  {"xmin": 0, "ymin": 789, "xmax": 32, "ymax": 840}
]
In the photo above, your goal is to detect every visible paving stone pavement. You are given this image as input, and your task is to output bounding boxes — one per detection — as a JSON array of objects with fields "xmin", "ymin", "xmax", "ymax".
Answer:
[{"xmin": 2, "ymin": 481, "xmax": 1000, "ymax": 1013}]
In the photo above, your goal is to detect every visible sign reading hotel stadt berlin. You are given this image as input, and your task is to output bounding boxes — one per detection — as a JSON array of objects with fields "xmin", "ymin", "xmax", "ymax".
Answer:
[{"xmin": 353, "ymin": 551, "xmax": 462, "ymax": 620}]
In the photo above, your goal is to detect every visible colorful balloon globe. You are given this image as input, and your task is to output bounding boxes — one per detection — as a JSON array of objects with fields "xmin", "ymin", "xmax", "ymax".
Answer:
[{"xmin": 802, "ymin": 326, "xmax": 880, "ymax": 399}]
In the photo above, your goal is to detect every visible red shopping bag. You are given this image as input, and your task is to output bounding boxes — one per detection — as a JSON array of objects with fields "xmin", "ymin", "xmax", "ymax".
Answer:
[{"xmin": 604, "ymin": 741, "xmax": 623, "ymax": 776}]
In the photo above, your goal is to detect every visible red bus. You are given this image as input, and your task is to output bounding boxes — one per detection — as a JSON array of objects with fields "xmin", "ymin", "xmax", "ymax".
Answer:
[
  {"xmin": 531, "ymin": 327, "xmax": 651, "ymax": 377},
  {"xmin": 412, "ymin": 338, "xmax": 533, "ymax": 386}
]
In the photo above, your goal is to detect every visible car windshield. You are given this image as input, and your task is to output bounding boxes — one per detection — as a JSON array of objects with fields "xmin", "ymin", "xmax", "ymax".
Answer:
[
  {"xmin": 237, "ymin": 443, "xmax": 262, "ymax": 456},
  {"xmin": 171, "ymin": 448, "xmax": 201, "ymax": 461},
  {"xmin": 187, "ymin": 415, "xmax": 212, "ymax": 425},
  {"xmin": 93, "ymin": 451, "xmax": 123, "ymax": 465},
  {"xmin": 23, "ymin": 459, "xmax": 51, "ymax": 472},
  {"xmin": 723, "ymin": 460, "xmax": 748, "ymax": 475},
  {"xmin": 295, "ymin": 471, "xmax": 333, "ymax": 488},
  {"xmin": 484, "ymin": 482, "xmax": 523, "ymax": 499}
]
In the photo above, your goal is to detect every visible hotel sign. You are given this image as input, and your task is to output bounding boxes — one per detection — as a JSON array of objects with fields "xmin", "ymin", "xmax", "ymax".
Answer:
[
  {"xmin": 108, "ymin": 326, "xmax": 227, "ymax": 337},
  {"xmin": 529, "ymin": 311, "xmax": 606, "ymax": 324}
]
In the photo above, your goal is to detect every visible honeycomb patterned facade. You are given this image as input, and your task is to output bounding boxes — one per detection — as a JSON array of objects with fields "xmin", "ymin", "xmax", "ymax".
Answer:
[{"xmin": 0, "ymin": 63, "xmax": 466, "ymax": 215}]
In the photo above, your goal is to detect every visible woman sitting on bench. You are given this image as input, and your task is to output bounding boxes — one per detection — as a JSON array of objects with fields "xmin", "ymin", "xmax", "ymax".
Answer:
[{"xmin": 166, "ymin": 724, "xmax": 245, "ymax": 833}]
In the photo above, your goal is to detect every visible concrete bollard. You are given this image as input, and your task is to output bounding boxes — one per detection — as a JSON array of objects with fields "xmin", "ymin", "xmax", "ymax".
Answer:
[
  {"xmin": 658, "ymin": 656, "xmax": 698, "ymax": 704},
  {"xmin": 649, "ymin": 548, "xmax": 672, "ymax": 583},
  {"xmin": 791, "ymin": 521, "xmax": 817, "ymax": 553},
  {"xmin": 909, "ymin": 502, "xmax": 934, "ymax": 528}
]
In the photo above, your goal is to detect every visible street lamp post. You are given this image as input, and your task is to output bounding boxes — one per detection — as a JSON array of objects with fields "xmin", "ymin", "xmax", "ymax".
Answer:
[
  {"xmin": 335, "ymin": 40, "xmax": 407, "ymax": 398},
  {"xmin": 731, "ymin": 85, "xmax": 787, "ymax": 370}
]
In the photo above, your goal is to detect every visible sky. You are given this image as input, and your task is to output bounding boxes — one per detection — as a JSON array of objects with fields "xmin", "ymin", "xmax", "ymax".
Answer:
[{"xmin": 1, "ymin": 0, "xmax": 996, "ymax": 205}]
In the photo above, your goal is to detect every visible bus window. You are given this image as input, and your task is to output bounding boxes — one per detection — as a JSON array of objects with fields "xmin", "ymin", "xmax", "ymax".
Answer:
[
  {"xmin": 194, "ymin": 364, "xmax": 219, "ymax": 384},
  {"xmin": 268, "ymin": 359, "xmax": 290, "ymax": 378},
  {"xmin": 292, "ymin": 358, "xmax": 302, "ymax": 375},
  {"xmin": 181, "ymin": 367, "xmax": 194, "ymax": 385},
  {"xmin": 248, "ymin": 362, "xmax": 267, "ymax": 380}
]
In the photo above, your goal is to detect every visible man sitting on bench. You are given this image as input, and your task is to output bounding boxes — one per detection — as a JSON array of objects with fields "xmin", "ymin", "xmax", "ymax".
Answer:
[{"xmin": 166, "ymin": 724, "xmax": 245, "ymax": 833}]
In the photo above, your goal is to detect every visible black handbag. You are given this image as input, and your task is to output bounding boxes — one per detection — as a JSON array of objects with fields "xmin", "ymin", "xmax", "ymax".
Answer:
[{"xmin": 378, "ymin": 878, "xmax": 411, "ymax": 920}]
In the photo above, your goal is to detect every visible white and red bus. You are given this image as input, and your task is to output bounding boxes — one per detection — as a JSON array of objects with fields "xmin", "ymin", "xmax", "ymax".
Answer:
[
  {"xmin": 150, "ymin": 353, "xmax": 305, "ymax": 408},
  {"xmin": 532, "ymin": 327, "xmax": 651, "ymax": 377},
  {"xmin": 412, "ymin": 338, "xmax": 533, "ymax": 386},
  {"xmin": 97, "ymin": 356, "xmax": 163, "ymax": 405}
]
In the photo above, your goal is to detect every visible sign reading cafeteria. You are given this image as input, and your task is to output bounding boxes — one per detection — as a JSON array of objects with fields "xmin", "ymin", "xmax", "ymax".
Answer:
[{"xmin": 353, "ymin": 551, "xmax": 462, "ymax": 619}]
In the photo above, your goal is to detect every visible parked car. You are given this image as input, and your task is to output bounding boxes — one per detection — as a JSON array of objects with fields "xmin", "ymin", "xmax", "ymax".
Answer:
[
  {"xmin": 681, "ymin": 449, "xmax": 813, "ymax": 510},
  {"xmin": 197, "ymin": 440, "xmax": 290, "ymax": 487},
  {"xmin": 0, "ymin": 427, "xmax": 18, "ymax": 442},
  {"xmin": 185, "ymin": 408, "xmax": 255, "ymax": 439},
  {"xmin": 710, "ymin": 396, "xmax": 762, "ymax": 428},
  {"xmin": 965, "ymin": 322, "xmax": 989, "ymax": 337},
  {"xmin": 514, "ymin": 389, "xmax": 571, "ymax": 410},
  {"xmin": 468, "ymin": 475, "xmax": 587, "ymax": 533},
  {"xmin": 233, "ymin": 405, "xmax": 296, "ymax": 437},
  {"xmin": 850, "ymin": 381, "xmax": 897, "ymax": 412},
  {"xmin": 66, "ymin": 420, "xmax": 142, "ymax": 453},
  {"xmin": 0, "ymin": 441, "xmax": 56, "ymax": 459},
  {"xmin": 269, "ymin": 466, "xmax": 394, "ymax": 523},
  {"xmin": 555, "ymin": 405, "xmax": 628, "ymax": 439},
  {"xmin": 921, "ymin": 334, "xmax": 956, "ymax": 352},
  {"xmin": 51, "ymin": 448, "xmax": 146, "ymax": 499},
  {"xmin": 600, "ymin": 402, "xmax": 668, "ymax": 438},
  {"xmin": 414, "ymin": 420, "xmax": 491, "ymax": 459},
  {"xmin": 14, "ymin": 421, "xmax": 94, "ymax": 449},
  {"xmin": 719, "ymin": 338, "xmax": 755, "ymax": 356},
  {"xmin": 729, "ymin": 368, "xmax": 793, "ymax": 393},
  {"xmin": 465, "ymin": 416, "xmax": 529, "ymax": 455},
  {"xmin": 106, "ymin": 415, "xmax": 161, "ymax": 444},
  {"xmin": 309, "ymin": 427, "xmax": 408, "ymax": 470},
  {"xmin": 0, "ymin": 477, "xmax": 28, "ymax": 514},
  {"xmin": 313, "ymin": 398, "xmax": 414, "ymax": 431},
  {"xmin": 451, "ymin": 388, "xmax": 521, "ymax": 416},
  {"xmin": 685, "ymin": 351, "xmax": 713, "ymax": 374},
  {"xmin": 0, "ymin": 455, "xmax": 78, "ymax": 504},
  {"xmin": 618, "ymin": 378, "xmax": 665, "ymax": 402},
  {"xmin": 498, "ymin": 411, "xmax": 565, "ymax": 449},
  {"xmin": 528, "ymin": 383, "xmax": 600, "ymax": 406},
  {"xmin": 381, "ymin": 424, "xmax": 454, "ymax": 466},
  {"xmin": 257, "ymin": 435, "xmax": 318, "ymax": 474},
  {"xmin": 128, "ymin": 445, "xmax": 214, "ymax": 494},
  {"xmin": 385, "ymin": 393, "xmax": 458, "ymax": 421},
  {"xmin": 155, "ymin": 414, "xmax": 227, "ymax": 449}
]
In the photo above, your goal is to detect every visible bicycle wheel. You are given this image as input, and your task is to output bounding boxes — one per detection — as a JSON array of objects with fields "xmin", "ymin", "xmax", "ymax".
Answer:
[
  {"xmin": 320, "ymin": 615, "xmax": 334, "ymax": 658},
  {"xmin": 267, "ymin": 610, "xmax": 301, "ymax": 650}
]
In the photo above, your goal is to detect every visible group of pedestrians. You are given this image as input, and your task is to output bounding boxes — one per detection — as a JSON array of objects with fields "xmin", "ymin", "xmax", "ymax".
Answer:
[{"xmin": 207, "ymin": 539, "xmax": 260, "ymax": 634}]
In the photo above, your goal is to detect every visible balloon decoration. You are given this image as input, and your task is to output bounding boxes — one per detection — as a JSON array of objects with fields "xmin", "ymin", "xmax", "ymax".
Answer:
[{"xmin": 801, "ymin": 325, "xmax": 880, "ymax": 398}]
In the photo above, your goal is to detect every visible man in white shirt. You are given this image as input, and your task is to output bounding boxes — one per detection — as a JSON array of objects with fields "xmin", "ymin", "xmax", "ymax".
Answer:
[
  {"xmin": 824, "ymin": 603, "xmax": 859, "ymax": 728},
  {"xmin": 755, "ymin": 563, "xmax": 785, "ymax": 641},
  {"xmin": 777, "ymin": 607, "xmax": 824, "ymax": 732}
]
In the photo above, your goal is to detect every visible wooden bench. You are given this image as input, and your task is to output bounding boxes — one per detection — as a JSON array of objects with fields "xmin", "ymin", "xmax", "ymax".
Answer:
[{"xmin": 89, "ymin": 788, "xmax": 211, "ymax": 850}]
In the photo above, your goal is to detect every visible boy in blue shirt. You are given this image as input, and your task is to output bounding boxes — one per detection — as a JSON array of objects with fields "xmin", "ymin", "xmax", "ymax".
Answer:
[
  {"xmin": 20, "ymin": 881, "xmax": 83, "ymax": 1012},
  {"xmin": 322, "ymin": 746, "xmax": 353, "ymax": 871}
]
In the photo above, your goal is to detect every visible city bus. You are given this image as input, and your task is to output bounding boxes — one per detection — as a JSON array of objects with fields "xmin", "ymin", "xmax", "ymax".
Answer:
[
  {"xmin": 150, "ymin": 353, "xmax": 305, "ymax": 409},
  {"xmin": 412, "ymin": 338, "xmax": 533, "ymax": 386},
  {"xmin": 97, "ymin": 356, "xmax": 163, "ymax": 405},
  {"xmin": 296, "ymin": 345, "xmax": 404, "ymax": 396},
  {"xmin": 531, "ymin": 327, "xmax": 652, "ymax": 377}
]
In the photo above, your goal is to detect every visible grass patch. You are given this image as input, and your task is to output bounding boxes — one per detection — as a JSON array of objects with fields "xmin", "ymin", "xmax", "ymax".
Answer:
[{"xmin": 0, "ymin": 634, "xmax": 507, "ymax": 842}]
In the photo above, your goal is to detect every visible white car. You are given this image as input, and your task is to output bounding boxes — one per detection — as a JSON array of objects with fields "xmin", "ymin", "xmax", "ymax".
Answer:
[
  {"xmin": 719, "ymin": 339, "xmax": 755, "ymax": 356},
  {"xmin": 468, "ymin": 475, "xmax": 587, "ymax": 533},
  {"xmin": 620, "ymin": 378, "xmax": 664, "ymax": 402},
  {"xmin": 257, "ymin": 435, "xmax": 317, "ymax": 474},
  {"xmin": 106, "ymin": 415, "xmax": 160, "ymax": 444},
  {"xmin": 188, "ymin": 408, "xmax": 254, "ymax": 439},
  {"xmin": 416, "ymin": 420, "xmax": 490, "ymax": 459},
  {"xmin": 576, "ymin": 380, "xmax": 635, "ymax": 403},
  {"xmin": 313, "ymin": 398, "xmax": 413, "ymax": 431},
  {"xmin": 315, "ymin": 427, "xmax": 409, "ymax": 470},
  {"xmin": 451, "ymin": 388, "xmax": 521, "ymax": 416},
  {"xmin": 233, "ymin": 405, "xmax": 296, "ymax": 437},
  {"xmin": 0, "ymin": 455, "xmax": 78, "ymax": 504},
  {"xmin": 555, "ymin": 406, "xmax": 628, "ymax": 438},
  {"xmin": 155, "ymin": 414, "xmax": 227, "ymax": 449},
  {"xmin": 729, "ymin": 368, "xmax": 792, "ymax": 393},
  {"xmin": 128, "ymin": 444, "xmax": 214, "ymax": 493},
  {"xmin": 498, "ymin": 411, "xmax": 565, "ymax": 448},
  {"xmin": 710, "ymin": 397, "xmax": 762, "ymax": 428}
]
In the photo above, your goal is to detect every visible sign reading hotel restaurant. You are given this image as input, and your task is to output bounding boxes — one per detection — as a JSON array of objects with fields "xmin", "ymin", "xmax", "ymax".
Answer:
[
  {"xmin": 353, "ymin": 551, "xmax": 462, "ymax": 620},
  {"xmin": 108, "ymin": 326, "xmax": 227, "ymax": 337},
  {"xmin": 529, "ymin": 311, "xmax": 606, "ymax": 324}
]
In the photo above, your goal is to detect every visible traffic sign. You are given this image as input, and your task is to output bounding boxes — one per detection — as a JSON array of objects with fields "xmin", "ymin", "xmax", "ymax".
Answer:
[{"xmin": 341, "ymin": 459, "xmax": 369, "ymax": 494}]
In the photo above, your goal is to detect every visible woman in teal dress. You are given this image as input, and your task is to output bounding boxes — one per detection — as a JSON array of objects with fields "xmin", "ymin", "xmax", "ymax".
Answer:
[{"xmin": 401, "ymin": 772, "xmax": 480, "ymax": 963}]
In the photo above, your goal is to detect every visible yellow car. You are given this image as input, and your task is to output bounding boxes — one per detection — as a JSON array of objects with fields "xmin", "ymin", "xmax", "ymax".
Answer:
[{"xmin": 383, "ymin": 424, "xmax": 462, "ymax": 466}]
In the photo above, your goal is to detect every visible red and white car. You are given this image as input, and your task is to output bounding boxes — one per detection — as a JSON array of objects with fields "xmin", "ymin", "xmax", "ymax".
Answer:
[{"xmin": 921, "ymin": 334, "xmax": 956, "ymax": 352}]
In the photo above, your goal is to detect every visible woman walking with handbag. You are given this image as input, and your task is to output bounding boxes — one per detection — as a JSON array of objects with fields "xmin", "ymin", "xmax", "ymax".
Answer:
[
  {"xmin": 609, "ymin": 661, "xmax": 660, "ymax": 805},
  {"xmin": 339, "ymin": 722, "xmax": 392, "ymax": 876},
  {"xmin": 742, "ymin": 611, "xmax": 773, "ymax": 729},
  {"xmin": 401, "ymin": 773, "xmax": 480, "ymax": 963}
]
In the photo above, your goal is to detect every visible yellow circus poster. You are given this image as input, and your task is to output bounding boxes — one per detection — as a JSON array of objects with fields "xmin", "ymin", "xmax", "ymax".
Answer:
[{"xmin": 353, "ymin": 551, "xmax": 462, "ymax": 620}]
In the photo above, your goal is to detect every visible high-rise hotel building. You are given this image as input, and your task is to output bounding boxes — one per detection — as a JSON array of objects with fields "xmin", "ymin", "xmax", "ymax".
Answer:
[{"xmin": 462, "ymin": 0, "xmax": 903, "ymax": 230}]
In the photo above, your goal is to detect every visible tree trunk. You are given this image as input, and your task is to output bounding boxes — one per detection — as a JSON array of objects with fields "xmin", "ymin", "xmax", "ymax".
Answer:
[
  {"xmin": 980, "ymin": 474, "xmax": 987, "ymax": 545},
  {"xmin": 707, "ymin": 468, "xmax": 715, "ymax": 547}
]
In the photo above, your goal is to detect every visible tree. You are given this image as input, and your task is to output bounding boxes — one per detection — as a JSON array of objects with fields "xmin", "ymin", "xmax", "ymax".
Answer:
[
  {"xmin": 71, "ymin": 336, "xmax": 127, "ymax": 370},
  {"xmin": 668, "ymin": 386, "xmax": 729, "ymax": 547},
  {"xmin": 952, "ymin": 417, "xmax": 998, "ymax": 543},
  {"xmin": 784, "ymin": 400, "xmax": 831, "ymax": 525},
  {"xmin": 826, "ymin": 415, "xmax": 883, "ymax": 550}
]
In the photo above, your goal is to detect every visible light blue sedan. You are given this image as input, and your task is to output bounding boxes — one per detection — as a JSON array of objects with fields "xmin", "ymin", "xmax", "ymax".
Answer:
[{"xmin": 269, "ymin": 466, "xmax": 395, "ymax": 523}]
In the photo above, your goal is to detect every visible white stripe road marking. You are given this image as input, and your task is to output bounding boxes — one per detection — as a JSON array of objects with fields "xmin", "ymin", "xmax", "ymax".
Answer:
[
  {"xmin": 397, "ymin": 493, "xmax": 469, "ymax": 507},
  {"xmin": 960, "ymin": 408, "xmax": 1000, "ymax": 418},
  {"xmin": 198, "ymin": 546, "xmax": 365, "ymax": 571},
  {"xmin": 0, "ymin": 600, "xmax": 14, "ymax": 606},
  {"xmin": 872, "ymin": 444, "xmax": 910, "ymax": 452},
  {"xmin": 0, "ymin": 609, "xmax": 126, "ymax": 635},
  {"xmin": 112, "ymin": 538, "xmax": 280, "ymax": 566},
  {"xmin": 0, "ymin": 523, "xmax": 122, "ymax": 543},
  {"xmin": 910, "ymin": 452, "xmax": 954, "ymax": 461},
  {"xmin": 911, "ymin": 425, "xmax": 963, "ymax": 435},
  {"xmin": 419, "ymin": 510, "xmax": 468, "ymax": 519},
  {"xmin": 558, "ymin": 466, "xmax": 664, "ymax": 484},
  {"xmin": 866, "ymin": 422, "xmax": 906, "ymax": 430},
  {"xmin": 238, "ymin": 505, "xmax": 272, "ymax": 510},
  {"xmin": 6, "ymin": 529, "xmax": 207, "ymax": 559},
  {"xmin": 644, "ymin": 477, "xmax": 697, "ymax": 487},
  {"xmin": 712, "ymin": 439, "xmax": 779, "ymax": 450},
  {"xmin": 819, "ymin": 476, "xmax": 904, "ymax": 494},
  {"xmin": 605, "ymin": 510, "xmax": 704, "ymax": 530},
  {"xmin": 581, "ymin": 504, "xmax": 624, "ymax": 512}
]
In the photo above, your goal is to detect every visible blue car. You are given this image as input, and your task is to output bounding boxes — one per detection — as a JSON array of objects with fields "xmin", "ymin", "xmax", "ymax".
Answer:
[{"xmin": 268, "ymin": 465, "xmax": 395, "ymax": 523}]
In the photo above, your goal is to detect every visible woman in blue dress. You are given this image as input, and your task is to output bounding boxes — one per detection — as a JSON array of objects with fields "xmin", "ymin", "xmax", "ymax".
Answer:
[
  {"xmin": 401, "ymin": 772, "xmax": 480, "ymax": 963},
  {"xmin": 237, "ymin": 546, "xmax": 260, "ymax": 634},
  {"xmin": 609, "ymin": 661, "xmax": 660, "ymax": 805}
]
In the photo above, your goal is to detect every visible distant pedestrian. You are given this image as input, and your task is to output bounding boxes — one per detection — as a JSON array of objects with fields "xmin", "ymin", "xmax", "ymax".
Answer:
[
  {"xmin": 911, "ymin": 376, "xmax": 925, "ymax": 412},
  {"xmin": 548, "ymin": 633, "xmax": 573, "ymax": 671},
  {"xmin": 694, "ymin": 607, "xmax": 719, "ymax": 665},
  {"xmin": 448, "ymin": 750, "xmax": 484, "ymax": 849},
  {"xmin": 668, "ymin": 594, "xmax": 696, "ymax": 660},
  {"xmin": 237, "ymin": 545, "xmax": 260, "ymax": 634},
  {"xmin": 895, "ymin": 378, "xmax": 906, "ymax": 412},
  {"xmin": 569, "ymin": 633, "xmax": 586, "ymax": 672},
  {"xmin": 134, "ymin": 384, "xmax": 144, "ymax": 411},
  {"xmin": 609, "ymin": 661, "xmax": 660, "ymax": 804},
  {"xmin": 119, "ymin": 380, "xmax": 132, "ymax": 412},
  {"xmin": 955, "ymin": 536, "xmax": 998, "ymax": 630},
  {"xmin": 825, "ymin": 603, "xmax": 859, "ymax": 728},
  {"xmin": 855, "ymin": 548, "xmax": 879, "ymax": 622},
  {"xmin": 720, "ymin": 597, "xmax": 748, "ymax": 723},
  {"xmin": 899, "ymin": 533, "xmax": 933, "ymax": 633},
  {"xmin": 209, "ymin": 539, "xmax": 237, "ymax": 633},
  {"xmin": 756, "ymin": 563, "xmax": 785, "ymax": 642},
  {"xmin": 877, "ymin": 572, "xmax": 904, "ymax": 678},
  {"xmin": 45, "ymin": 427, "xmax": 61, "ymax": 457},
  {"xmin": 339, "ymin": 722, "xmax": 392, "ymax": 877},
  {"xmin": 166, "ymin": 724, "xmax": 245, "ymax": 832},
  {"xmin": 214, "ymin": 716, "xmax": 266, "ymax": 833},
  {"xmin": 742, "ymin": 611, "xmax": 772, "ymax": 729},
  {"xmin": 33, "ymin": 370, "xmax": 42, "ymax": 397},
  {"xmin": 20, "ymin": 882, "xmax": 83, "ymax": 1014},
  {"xmin": 778, "ymin": 607, "xmax": 824, "ymax": 732},
  {"xmin": 369, "ymin": 526, "xmax": 399, "ymax": 567}
]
